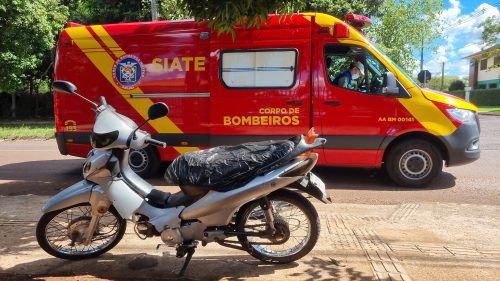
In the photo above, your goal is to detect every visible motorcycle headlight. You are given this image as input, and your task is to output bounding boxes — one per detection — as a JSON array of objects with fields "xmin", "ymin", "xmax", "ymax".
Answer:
[{"xmin": 446, "ymin": 108, "xmax": 476, "ymax": 124}]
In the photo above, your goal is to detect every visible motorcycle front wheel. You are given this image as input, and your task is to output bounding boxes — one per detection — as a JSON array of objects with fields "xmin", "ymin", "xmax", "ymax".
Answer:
[
  {"xmin": 236, "ymin": 189, "xmax": 320, "ymax": 263},
  {"xmin": 36, "ymin": 203, "xmax": 126, "ymax": 260}
]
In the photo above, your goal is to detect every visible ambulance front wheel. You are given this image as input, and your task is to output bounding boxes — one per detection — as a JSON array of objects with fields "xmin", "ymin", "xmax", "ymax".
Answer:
[
  {"xmin": 385, "ymin": 140, "xmax": 443, "ymax": 188},
  {"xmin": 129, "ymin": 146, "xmax": 160, "ymax": 178}
]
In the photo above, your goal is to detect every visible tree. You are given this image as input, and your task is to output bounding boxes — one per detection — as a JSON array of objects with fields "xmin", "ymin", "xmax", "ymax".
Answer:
[
  {"xmin": 0, "ymin": 0, "xmax": 68, "ymax": 118},
  {"xmin": 159, "ymin": 0, "xmax": 189, "ymax": 20},
  {"xmin": 305, "ymin": 0, "xmax": 385, "ymax": 19},
  {"xmin": 479, "ymin": 10, "xmax": 500, "ymax": 68},
  {"xmin": 176, "ymin": 0, "xmax": 304, "ymax": 37},
  {"xmin": 366, "ymin": 0, "xmax": 444, "ymax": 74},
  {"xmin": 66, "ymin": 0, "xmax": 150, "ymax": 24},
  {"xmin": 448, "ymin": 80, "xmax": 465, "ymax": 91},
  {"xmin": 61, "ymin": 0, "xmax": 189, "ymax": 24},
  {"xmin": 480, "ymin": 11, "xmax": 500, "ymax": 47}
]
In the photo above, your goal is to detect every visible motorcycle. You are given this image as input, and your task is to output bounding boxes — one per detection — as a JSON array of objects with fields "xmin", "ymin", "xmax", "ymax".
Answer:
[{"xmin": 36, "ymin": 80, "xmax": 331, "ymax": 276}]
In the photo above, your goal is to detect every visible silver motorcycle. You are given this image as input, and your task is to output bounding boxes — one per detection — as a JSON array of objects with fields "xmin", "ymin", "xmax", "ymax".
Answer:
[{"xmin": 36, "ymin": 81, "xmax": 331, "ymax": 276}]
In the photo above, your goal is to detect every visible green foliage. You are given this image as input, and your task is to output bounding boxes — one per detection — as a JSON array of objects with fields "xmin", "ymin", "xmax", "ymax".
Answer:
[
  {"xmin": 66, "ymin": 0, "xmax": 150, "ymax": 24},
  {"xmin": 176, "ymin": 0, "xmax": 304, "ymax": 38},
  {"xmin": 366, "ymin": 0, "xmax": 444, "ymax": 74},
  {"xmin": 61, "ymin": 0, "xmax": 189, "ymax": 24},
  {"xmin": 448, "ymin": 80, "xmax": 465, "ymax": 91},
  {"xmin": 0, "ymin": 122, "xmax": 54, "ymax": 139},
  {"xmin": 480, "ymin": 11, "xmax": 500, "ymax": 47},
  {"xmin": 449, "ymin": 89, "xmax": 500, "ymax": 106},
  {"xmin": 479, "ymin": 11, "xmax": 500, "ymax": 69},
  {"xmin": 0, "ymin": 0, "xmax": 68, "ymax": 93},
  {"xmin": 305, "ymin": 0, "xmax": 385, "ymax": 19},
  {"xmin": 159, "ymin": 0, "xmax": 189, "ymax": 20},
  {"xmin": 423, "ymin": 76, "xmax": 463, "ymax": 91}
]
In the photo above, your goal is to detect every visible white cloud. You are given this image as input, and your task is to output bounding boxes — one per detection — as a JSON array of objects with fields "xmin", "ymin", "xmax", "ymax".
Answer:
[
  {"xmin": 459, "ymin": 43, "xmax": 482, "ymax": 55},
  {"xmin": 423, "ymin": 1, "xmax": 500, "ymax": 77}
]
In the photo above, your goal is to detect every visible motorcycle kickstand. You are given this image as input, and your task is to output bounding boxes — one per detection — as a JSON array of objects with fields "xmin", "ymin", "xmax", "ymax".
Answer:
[{"xmin": 177, "ymin": 242, "xmax": 198, "ymax": 277}]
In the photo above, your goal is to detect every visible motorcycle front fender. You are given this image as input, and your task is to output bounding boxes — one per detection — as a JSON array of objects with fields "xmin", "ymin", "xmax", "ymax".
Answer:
[
  {"xmin": 42, "ymin": 180, "xmax": 100, "ymax": 213},
  {"xmin": 290, "ymin": 172, "xmax": 332, "ymax": 204}
]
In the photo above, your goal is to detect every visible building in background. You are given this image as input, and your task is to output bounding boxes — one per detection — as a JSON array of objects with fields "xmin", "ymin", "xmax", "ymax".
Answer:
[{"xmin": 464, "ymin": 44, "xmax": 500, "ymax": 89}]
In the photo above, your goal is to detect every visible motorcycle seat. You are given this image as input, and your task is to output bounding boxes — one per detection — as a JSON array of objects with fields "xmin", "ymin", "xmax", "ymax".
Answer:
[
  {"xmin": 146, "ymin": 189, "xmax": 202, "ymax": 209},
  {"xmin": 164, "ymin": 139, "xmax": 295, "ymax": 192}
]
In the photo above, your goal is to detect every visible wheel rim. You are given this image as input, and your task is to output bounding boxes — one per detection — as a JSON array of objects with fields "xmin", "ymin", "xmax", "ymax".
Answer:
[
  {"xmin": 399, "ymin": 149, "xmax": 433, "ymax": 180},
  {"xmin": 243, "ymin": 200, "xmax": 311, "ymax": 258},
  {"xmin": 44, "ymin": 205, "xmax": 121, "ymax": 256},
  {"xmin": 129, "ymin": 149, "xmax": 148, "ymax": 172}
]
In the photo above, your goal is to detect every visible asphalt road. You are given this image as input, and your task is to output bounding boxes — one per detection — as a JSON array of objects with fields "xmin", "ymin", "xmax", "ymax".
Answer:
[{"xmin": 0, "ymin": 115, "xmax": 499, "ymax": 205}]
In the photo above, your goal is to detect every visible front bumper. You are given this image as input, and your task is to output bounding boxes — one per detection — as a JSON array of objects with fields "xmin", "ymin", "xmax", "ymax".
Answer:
[
  {"xmin": 55, "ymin": 132, "xmax": 68, "ymax": 155},
  {"xmin": 441, "ymin": 118, "xmax": 480, "ymax": 166}
]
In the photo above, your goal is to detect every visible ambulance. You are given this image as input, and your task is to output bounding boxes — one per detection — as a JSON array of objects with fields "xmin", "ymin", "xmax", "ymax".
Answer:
[{"xmin": 53, "ymin": 13, "xmax": 480, "ymax": 187}]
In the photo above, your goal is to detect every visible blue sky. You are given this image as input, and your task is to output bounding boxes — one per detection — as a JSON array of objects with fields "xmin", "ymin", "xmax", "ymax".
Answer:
[{"xmin": 422, "ymin": 0, "xmax": 500, "ymax": 78}]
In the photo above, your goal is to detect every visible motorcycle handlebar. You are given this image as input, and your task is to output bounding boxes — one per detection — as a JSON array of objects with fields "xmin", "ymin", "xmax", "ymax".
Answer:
[{"xmin": 145, "ymin": 138, "xmax": 167, "ymax": 148}]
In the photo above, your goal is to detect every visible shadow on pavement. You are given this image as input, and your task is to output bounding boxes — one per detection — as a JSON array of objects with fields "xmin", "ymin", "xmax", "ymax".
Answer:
[
  {"xmin": 0, "ymin": 251, "xmax": 375, "ymax": 281},
  {"xmin": 312, "ymin": 166, "xmax": 456, "ymax": 191},
  {"xmin": 0, "ymin": 159, "xmax": 83, "ymax": 196}
]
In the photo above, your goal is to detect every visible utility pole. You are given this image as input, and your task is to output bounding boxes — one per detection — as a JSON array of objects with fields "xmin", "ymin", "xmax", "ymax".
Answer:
[
  {"xmin": 151, "ymin": 0, "xmax": 158, "ymax": 21},
  {"xmin": 441, "ymin": 62, "xmax": 445, "ymax": 91},
  {"xmin": 420, "ymin": 37, "xmax": 424, "ymax": 72}
]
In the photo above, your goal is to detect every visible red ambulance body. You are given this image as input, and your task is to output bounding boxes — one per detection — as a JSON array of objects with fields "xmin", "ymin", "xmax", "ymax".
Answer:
[{"xmin": 53, "ymin": 13, "xmax": 480, "ymax": 187}]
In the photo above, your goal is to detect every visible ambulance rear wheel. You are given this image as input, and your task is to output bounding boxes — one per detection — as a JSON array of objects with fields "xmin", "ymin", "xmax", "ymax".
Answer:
[
  {"xmin": 129, "ymin": 146, "xmax": 160, "ymax": 178},
  {"xmin": 385, "ymin": 140, "xmax": 443, "ymax": 188}
]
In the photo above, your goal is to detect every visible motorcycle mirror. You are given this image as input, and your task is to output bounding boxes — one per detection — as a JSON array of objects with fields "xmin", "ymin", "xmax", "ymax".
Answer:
[
  {"xmin": 148, "ymin": 102, "xmax": 169, "ymax": 120},
  {"xmin": 53, "ymin": 80, "xmax": 78, "ymax": 95}
]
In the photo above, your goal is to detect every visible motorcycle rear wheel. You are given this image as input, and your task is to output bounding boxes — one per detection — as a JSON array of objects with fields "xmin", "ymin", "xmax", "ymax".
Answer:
[
  {"xmin": 36, "ymin": 203, "xmax": 126, "ymax": 260},
  {"xmin": 236, "ymin": 189, "xmax": 320, "ymax": 263}
]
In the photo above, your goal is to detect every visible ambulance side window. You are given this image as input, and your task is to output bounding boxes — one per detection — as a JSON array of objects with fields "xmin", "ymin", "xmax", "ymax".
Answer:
[
  {"xmin": 220, "ymin": 49, "xmax": 297, "ymax": 88},
  {"xmin": 324, "ymin": 44, "xmax": 388, "ymax": 95}
]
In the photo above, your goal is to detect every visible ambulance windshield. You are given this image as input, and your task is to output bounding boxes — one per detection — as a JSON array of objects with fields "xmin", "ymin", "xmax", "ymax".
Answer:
[{"xmin": 369, "ymin": 43, "xmax": 420, "ymax": 89}]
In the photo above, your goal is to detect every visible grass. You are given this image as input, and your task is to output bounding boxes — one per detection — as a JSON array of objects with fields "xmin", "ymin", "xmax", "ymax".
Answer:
[
  {"xmin": 0, "ymin": 122, "xmax": 55, "ymax": 140},
  {"xmin": 479, "ymin": 107, "xmax": 500, "ymax": 113}
]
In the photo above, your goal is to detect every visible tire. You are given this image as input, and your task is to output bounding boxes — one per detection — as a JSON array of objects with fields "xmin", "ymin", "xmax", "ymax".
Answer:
[
  {"xmin": 36, "ymin": 203, "xmax": 126, "ymax": 260},
  {"xmin": 129, "ymin": 146, "xmax": 160, "ymax": 178},
  {"xmin": 385, "ymin": 139, "xmax": 443, "ymax": 187},
  {"xmin": 236, "ymin": 189, "xmax": 320, "ymax": 264}
]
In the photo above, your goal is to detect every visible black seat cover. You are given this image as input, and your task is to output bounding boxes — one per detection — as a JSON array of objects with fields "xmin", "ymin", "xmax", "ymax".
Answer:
[{"xmin": 164, "ymin": 139, "xmax": 295, "ymax": 192}]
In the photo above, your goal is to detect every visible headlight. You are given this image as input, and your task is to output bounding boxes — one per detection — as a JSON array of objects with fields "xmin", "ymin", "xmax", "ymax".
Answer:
[{"xmin": 446, "ymin": 108, "xmax": 476, "ymax": 124}]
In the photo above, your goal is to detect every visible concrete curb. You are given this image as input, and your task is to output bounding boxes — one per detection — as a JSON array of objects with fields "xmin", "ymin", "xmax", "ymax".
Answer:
[{"xmin": 478, "ymin": 112, "xmax": 500, "ymax": 116}]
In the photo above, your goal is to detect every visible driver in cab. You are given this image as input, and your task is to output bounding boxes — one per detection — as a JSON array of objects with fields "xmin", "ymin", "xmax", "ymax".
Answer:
[{"xmin": 332, "ymin": 61, "xmax": 364, "ymax": 90}]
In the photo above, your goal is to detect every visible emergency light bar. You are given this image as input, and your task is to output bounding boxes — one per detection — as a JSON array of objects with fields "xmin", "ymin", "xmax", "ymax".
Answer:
[{"xmin": 345, "ymin": 14, "xmax": 371, "ymax": 32}]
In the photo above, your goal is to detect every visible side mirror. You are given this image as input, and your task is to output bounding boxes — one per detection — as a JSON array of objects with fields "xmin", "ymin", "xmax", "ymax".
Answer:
[
  {"xmin": 148, "ymin": 102, "xmax": 169, "ymax": 120},
  {"xmin": 382, "ymin": 72, "xmax": 399, "ymax": 95},
  {"xmin": 53, "ymin": 80, "xmax": 77, "ymax": 95}
]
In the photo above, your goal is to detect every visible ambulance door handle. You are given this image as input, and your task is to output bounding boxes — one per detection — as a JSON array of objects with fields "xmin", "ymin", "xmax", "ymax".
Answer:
[
  {"xmin": 324, "ymin": 101, "xmax": 342, "ymax": 106},
  {"xmin": 287, "ymin": 101, "xmax": 304, "ymax": 106}
]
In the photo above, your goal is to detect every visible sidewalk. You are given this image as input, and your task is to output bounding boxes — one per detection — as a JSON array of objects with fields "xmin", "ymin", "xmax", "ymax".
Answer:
[{"xmin": 1, "ymin": 194, "xmax": 499, "ymax": 280}]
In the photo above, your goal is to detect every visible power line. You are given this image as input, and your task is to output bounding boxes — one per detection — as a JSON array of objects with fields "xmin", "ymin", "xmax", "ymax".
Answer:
[{"xmin": 442, "ymin": 1, "xmax": 499, "ymax": 31}]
